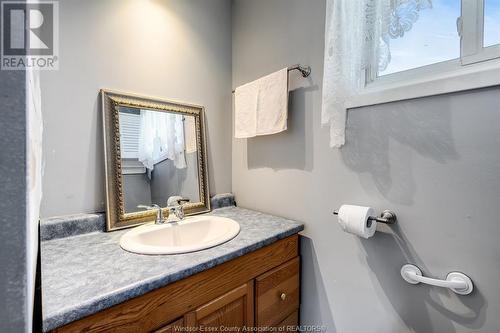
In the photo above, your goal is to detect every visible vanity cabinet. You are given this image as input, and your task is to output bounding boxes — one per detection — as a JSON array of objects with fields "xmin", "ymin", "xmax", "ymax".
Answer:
[{"xmin": 52, "ymin": 235, "xmax": 300, "ymax": 333}]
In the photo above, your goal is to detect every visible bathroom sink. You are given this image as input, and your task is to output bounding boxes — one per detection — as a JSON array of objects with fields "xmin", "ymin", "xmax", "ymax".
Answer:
[{"xmin": 119, "ymin": 215, "xmax": 240, "ymax": 255}]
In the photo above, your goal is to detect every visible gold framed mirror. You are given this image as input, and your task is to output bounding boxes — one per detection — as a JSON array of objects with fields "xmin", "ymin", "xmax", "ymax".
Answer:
[{"xmin": 101, "ymin": 89, "xmax": 210, "ymax": 231}]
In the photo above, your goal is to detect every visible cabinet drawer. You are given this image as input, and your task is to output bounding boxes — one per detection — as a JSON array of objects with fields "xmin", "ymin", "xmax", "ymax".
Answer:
[
  {"xmin": 256, "ymin": 257, "xmax": 300, "ymax": 327},
  {"xmin": 273, "ymin": 310, "xmax": 299, "ymax": 332}
]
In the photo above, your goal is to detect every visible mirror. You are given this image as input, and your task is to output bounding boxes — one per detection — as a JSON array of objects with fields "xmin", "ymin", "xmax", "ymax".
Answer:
[
  {"xmin": 119, "ymin": 108, "xmax": 200, "ymax": 213},
  {"xmin": 101, "ymin": 90, "xmax": 210, "ymax": 231}
]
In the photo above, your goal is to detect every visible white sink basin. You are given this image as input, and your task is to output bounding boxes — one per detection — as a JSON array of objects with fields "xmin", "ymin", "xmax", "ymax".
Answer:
[{"xmin": 119, "ymin": 215, "xmax": 240, "ymax": 255}]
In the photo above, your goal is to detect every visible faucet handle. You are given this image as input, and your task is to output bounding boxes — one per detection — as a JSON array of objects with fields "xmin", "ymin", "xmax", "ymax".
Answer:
[
  {"xmin": 165, "ymin": 198, "xmax": 190, "ymax": 222},
  {"xmin": 137, "ymin": 204, "xmax": 164, "ymax": 224}
]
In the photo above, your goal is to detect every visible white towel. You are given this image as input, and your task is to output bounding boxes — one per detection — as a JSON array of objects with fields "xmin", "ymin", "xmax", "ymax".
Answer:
[{"xmin": 234, "ymin": 68, "xmax": 288, "ymax": 138}]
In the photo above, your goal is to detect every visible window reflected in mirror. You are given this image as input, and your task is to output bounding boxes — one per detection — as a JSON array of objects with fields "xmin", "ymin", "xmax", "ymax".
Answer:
[{"xmin": 118, "ymin": 107, "xmax": 200, "ymax": 213}]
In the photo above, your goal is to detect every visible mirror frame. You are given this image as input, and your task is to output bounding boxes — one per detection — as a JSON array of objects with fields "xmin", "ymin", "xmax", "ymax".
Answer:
[{"xmin": 101, "ymin": 89, "xmax": 210, "ymax": 231}]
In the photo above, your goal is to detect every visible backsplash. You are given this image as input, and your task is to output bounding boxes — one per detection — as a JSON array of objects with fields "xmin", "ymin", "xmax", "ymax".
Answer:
[
  {"xmin": 40, "ymin": 213, "xmax": 106, "ymax": 241},
  {"xmin": 210, "ymin": 193, "xmax": 236, "ymax": 209}
]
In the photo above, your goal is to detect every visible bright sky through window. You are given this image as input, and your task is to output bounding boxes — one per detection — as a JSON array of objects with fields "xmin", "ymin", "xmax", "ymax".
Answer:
[
  {"xmin": 484, "ymin": 0, "xmax": 500, "ymax": 47},
  {"xmin": 379, "ymin": 0, "xmax": 461, "ymax": 76}
]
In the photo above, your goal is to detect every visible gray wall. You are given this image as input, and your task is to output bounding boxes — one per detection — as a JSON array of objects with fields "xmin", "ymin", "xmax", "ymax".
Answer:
[
  {"xmin": 123, "ymin": 173, "xmax": 152, "ymax": 213},
  {"xmin": 151, "ymin": 153, "xmax": 200, "ymax": 205},
  {"xmin": 232, "ymin": 0, "xmax": 500, "ymax": 332},
  {"xmin": 0, "ymin": 57, "xmax": 29, "ymax": 331},
  {"xmin": 122, "ymin": 153, "xmax": 198, "ymax": 212},
  {"xmin": 40, "ymin": 0, "xmax": 232, "ymax": 217}
]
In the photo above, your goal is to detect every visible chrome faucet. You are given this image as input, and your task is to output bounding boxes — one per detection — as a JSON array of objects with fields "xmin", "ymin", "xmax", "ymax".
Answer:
[
  {"xmin": 137, "ymin": 204, "xmax": 165, "ymax": 225},
  {"xmin": 166, "ymin": 198, "xmax": 190, "ymax": 223}
]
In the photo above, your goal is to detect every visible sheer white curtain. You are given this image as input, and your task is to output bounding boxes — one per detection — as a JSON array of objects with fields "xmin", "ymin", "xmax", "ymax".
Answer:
[
  {"xmin": 138, "ymin": 110, "xmax": 186, "ymax": 171},
  {"xmin": 322, "ymin": 0, "xmax": 431, "ymax": 147},
  {"xmin": 27, "ymin": 67, "xmax": 42, "ymax": 332}
]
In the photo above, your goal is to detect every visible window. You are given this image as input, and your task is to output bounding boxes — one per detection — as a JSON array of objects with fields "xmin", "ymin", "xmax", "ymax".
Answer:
[
  {"xmin": 322, "ymin": 0, "xmax": 500, "ymax": 144},
  {"xmin": 484, "ymin": 0, "xmax": 500, "ymax": 47},
  {"xmin": 119, "ymin": 110, "xmax": 147, "ymax": 175},
  {"xmin": 119, "ymin": 110, "xmax": 141, "ymax": 159},
  {"xmin": 379, "ymin": 1, "xmax": 461, "ymax": 76},
  {"xmin": 360, "ymin": 0, "xmax": 500, "ymax": 102},
  {"xmin": 461, "ymin": 0, "xmax": 500, "ymax": 64}
]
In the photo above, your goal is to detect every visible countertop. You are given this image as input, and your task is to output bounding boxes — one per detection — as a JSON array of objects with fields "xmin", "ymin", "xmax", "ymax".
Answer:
[{"xmin": 41, "ymin": 206, "xmax": 304, "ymax": 332}]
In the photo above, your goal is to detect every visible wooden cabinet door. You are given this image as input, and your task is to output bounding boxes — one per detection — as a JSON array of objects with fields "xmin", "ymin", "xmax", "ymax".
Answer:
[
  {"xmin": 267, "ymin": 310, "xmax": 298, "ymax": 333},
  {"xmin": 153, "ymin": 318, "xmax": 184, "ymax": 333},
  {"xmin": 185, "ymin": 282, "xmax": 254, "ymax": 332}
]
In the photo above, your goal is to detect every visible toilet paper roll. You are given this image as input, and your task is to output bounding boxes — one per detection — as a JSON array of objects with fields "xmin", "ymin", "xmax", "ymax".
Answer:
[{"xmin": 337, "ymin": 205, "xmax": 377, "ymax": 239}]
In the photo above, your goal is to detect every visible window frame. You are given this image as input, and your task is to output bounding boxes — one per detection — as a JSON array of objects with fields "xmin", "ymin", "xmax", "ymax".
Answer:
[{"xmin": 349, "ymin": 0, "xmax": 500, "ymax": 109}]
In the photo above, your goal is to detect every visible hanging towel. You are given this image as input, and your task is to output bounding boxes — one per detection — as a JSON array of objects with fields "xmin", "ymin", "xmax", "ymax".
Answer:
[{"xmin": 234, "ymin": 68, "xmax": 288, "ymax": 138}]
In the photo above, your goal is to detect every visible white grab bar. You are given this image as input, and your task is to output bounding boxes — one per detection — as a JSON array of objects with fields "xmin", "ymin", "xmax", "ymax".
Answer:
[{"xmin": 400, "ymin": 264, "xmax": 473, "ymax": 295}]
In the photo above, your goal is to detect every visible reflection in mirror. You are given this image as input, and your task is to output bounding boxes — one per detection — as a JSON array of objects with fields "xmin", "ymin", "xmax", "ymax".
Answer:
[
  {"xmin": 102, "ymin": 90, "xmax": 209, "ymax": 231},
  {"xmin": 118, "ymin": 107, "xmax": 200, "ymax": 214}
]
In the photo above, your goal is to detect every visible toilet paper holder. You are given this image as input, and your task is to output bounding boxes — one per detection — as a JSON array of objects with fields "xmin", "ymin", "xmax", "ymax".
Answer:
[{"xmin": 333, "ymin": 209, "xmax": 397, "ymax": 226}]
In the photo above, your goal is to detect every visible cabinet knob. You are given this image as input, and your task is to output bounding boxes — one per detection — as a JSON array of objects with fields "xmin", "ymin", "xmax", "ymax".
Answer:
[{"xmin": 280, "ymin": 292, "xmax": 287, "ymax": 301}]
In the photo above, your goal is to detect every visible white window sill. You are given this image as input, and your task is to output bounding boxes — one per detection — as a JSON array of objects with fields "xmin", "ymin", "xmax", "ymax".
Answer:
[
  {"xmin": 122, "ymin": 159, "xmax": 146, "ymax": 175},
  {"xmin": 346, "ymin": 58, "xmax": 500, "ymax": 109}
]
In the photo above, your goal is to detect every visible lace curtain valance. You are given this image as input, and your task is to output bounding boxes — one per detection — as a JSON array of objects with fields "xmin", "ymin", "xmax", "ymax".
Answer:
[{"xmin": 321, "ymin": 0, "xmax": 432, "ymax": 148}]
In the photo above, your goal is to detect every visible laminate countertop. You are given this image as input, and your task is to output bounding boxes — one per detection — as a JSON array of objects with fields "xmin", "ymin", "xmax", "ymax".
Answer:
[{"xmin": 41, "ymin": 206, "xmax": 304, "ymax": 332}]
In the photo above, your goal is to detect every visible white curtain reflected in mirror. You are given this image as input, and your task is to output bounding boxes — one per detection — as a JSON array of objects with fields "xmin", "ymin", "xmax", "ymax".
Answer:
[
  {"xmin": 119, "ymin": 107, "xmax": 200, "ymax": 213},
  {"xmin": 138, "ymin": 109, "xmax": 186, "ymax": 170}
]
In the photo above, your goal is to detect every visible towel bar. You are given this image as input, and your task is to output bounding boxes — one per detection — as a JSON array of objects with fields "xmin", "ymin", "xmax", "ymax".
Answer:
[
  {"xmin": 231, "ymin": 64, "xmax": 311, "ymax": 93},
  {"xmin": 288, "ymin": 64, "xmax": 312, "ymax": 78}
]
